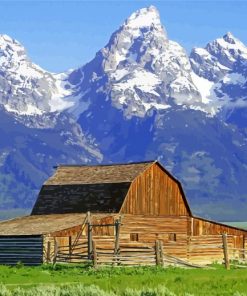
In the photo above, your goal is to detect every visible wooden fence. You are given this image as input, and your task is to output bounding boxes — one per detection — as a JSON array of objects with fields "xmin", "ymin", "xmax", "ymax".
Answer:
[
  {"xmin": 44, "ymin": 213, "xmax": 246, "ymax": 269},
  {"xmin": 94, "ymin": 241, "xmax": 157, "ymax": 267},
  {"xmin": 48, "ymin": 233, "xmax": 247, "ymax": 269},
  {"xmin": 54, "ymin": 240, "xmax": 88, "ymax": 264}
]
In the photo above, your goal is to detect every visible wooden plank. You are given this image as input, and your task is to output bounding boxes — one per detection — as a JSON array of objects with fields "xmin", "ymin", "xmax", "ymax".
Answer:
[
  {"xmin": 46, "ymin": 241, "xmax": 51, "ymax": 263},
  {"xmin": 120, "ymin": 163, "xmax": 190, "ymax": 216},
  {"xmin": 159, "ymin": 240, "xmax": 164, "ymax": 266},
  {"xmin": 93, "ymin": 240, "xmax": 97, "ymax": 268},
  {"xmin": 53, "ymin": 239, "xmax": 58, "ymax": 265},
  {"xmin": 114, "ymin": 218, "xmax": 121, "ymax": 255},
  {"xmin": 87, "ymin": 211, "xmax": 92, "ymax": 260},
  {"xmin": 155, "ymin": 240, "xmax": 160, "ymax": 266},
  {"xmin": 222, "ymin": 233, "xmax": 230, "ymax": 270}
]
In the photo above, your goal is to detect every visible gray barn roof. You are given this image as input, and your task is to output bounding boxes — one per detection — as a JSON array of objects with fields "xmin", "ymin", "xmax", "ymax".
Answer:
[{"xmin": 46, "ymin": 161, "xmax": 154, "ymax": 185}]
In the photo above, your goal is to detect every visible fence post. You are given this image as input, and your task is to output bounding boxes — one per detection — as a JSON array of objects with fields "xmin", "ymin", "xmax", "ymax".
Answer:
[
  {"xmin": 53, "ymin": 239, "xmax": 58, "ymax": 265},
  {"xmin": 222, "ymin": 233, "xmax": 230, "ymax": 270},
  {"xmin": 46, "ymin": 241, "xmax": 51, "ymax": 263},
  {"xmin": 155, "ymin": 240, "xmax": 161, "ymax": 266},
  {"xmin": 87, "ymin": 211, "xmax": 92, "ymax": 260},
  {"xmin": 114, "ymin": 217, "xmax": 121, "ymax": 266},
  {"xmin": 159, "ymin": 241, "xmax": 164, "ymax": 266},
  {"xmin": 69, "ymin": 236, "xmax": 72, "ymax": 262},
  {"xmin": 92, "ymin": 240, "xmax": 97, "ymax": 268},
  {"xmin": 243, "ymin": 236, "xmax": 246, "ymax": 260}
]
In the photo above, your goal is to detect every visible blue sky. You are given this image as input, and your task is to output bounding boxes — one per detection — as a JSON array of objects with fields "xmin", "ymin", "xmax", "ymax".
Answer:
[{"xmin": 1, "ymin": 0, "xmax": 246, "ymax": 72}]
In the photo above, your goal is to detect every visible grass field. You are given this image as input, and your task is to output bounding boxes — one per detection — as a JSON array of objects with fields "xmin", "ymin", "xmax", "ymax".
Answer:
[{"xmin": 0, "ymin": 264, "xmax": 246, "ymax": 295}]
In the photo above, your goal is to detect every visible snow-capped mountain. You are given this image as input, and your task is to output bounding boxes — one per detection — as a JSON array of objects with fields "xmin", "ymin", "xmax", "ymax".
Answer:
[
  {"xmin": 0, "ymin": 5, "xmax": 247, "ymax": 220},
  {"xmin": 190, "ymin": 32, "xmax": 247, "ymax": 118},
  {"xmin": 67, "ymin": 6, "xmax": 203, "ymax": 119},
  {"xmin": 0, "ymin": 34, "xmax": 74, "ymax": 117},
  {"xmin": 0, "ymin": 36, "xmax": 102, "ymax": 212}
]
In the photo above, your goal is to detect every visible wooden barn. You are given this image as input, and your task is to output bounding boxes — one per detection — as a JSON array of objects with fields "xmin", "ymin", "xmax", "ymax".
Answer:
[{"xmin": 0, "ymin": 160, "xmax": 246, "ymax": 266}]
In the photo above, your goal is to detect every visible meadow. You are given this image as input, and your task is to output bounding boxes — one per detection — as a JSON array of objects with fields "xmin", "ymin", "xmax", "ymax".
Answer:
[{"xmin": 0, "ymin": 264, "xmax": 246, "ymax": 295}]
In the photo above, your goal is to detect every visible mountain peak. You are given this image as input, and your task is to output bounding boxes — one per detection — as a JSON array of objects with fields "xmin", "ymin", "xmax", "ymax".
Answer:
[
  {"xmin": 223, "ymin": 32, "xmax": 237, "ymax": 44},
  {"xmin": 0, "ymin": 34, "xmax": 26, "ymax": 56},
  {"xmin": 216, "ymin": 31, "xmax": 247, "ymax": 53},
  {"xmin": 0, "ymin": 34, "xmax": 13, "ymax": 43},
  {"xmin": 124, "ymin": 6, "xmax": 165, "ymax": 35}
]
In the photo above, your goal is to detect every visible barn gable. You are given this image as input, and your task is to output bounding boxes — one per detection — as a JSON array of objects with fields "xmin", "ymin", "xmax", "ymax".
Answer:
[
  {"xmin": 120, "ymin": 161, "xmax": 191, "ymax": 216},
  {"xmin": 31, "ymin": 162, "xmax": 153, "ymax": 215}
]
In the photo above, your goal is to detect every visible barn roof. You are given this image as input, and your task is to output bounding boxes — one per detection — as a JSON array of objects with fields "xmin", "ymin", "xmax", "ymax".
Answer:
[
  {"xmin": 31, "ymin": 182, "xmax": 130, "ymax": 215},
  {"xmin": 46, "ymin": 161, "xmax": 154, "ymax": 185},
  {"xmin": 0, "ymin": 213, "xmax": 87, "ymax": 235}
]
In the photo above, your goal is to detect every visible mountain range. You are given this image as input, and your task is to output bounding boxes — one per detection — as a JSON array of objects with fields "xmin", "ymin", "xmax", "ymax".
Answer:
[{"xmin": 0, "ymin": 6, "xmax": 247, "ymax": 221}]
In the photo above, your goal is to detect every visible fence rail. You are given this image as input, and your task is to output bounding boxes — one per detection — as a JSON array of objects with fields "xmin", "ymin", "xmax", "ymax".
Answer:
[
  {"xmin": 46, "ymin": 215, "xmax": 246, "ymax": 270},
  {"xmin": 49, "ymin": 236, "xmax": 247, "ymax": 269}
]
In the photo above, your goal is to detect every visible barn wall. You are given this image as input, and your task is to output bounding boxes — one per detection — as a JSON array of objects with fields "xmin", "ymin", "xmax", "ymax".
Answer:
[
  {"xmin": 188, "ymin": 235, "xmax": 227, "ymax": 264},
  {"xmin": 187, "ymin": 217, "xmax": 247, "ymax": 264},
  {"xmin": 120, "ymin": 163, "xmax": 189, "ymax": 216},
  {"xmin": 0, "ymin": 235, "xmax": 43, "ymax": 266},
  {"xmin": 190, "ymin": 217, "xmax": 247, "ymax": 237},
  {"xmin": 42, "ymin": 213, "xmax": 247, "ymax": 265},
  {"xmin": 119, "ymin": 215, "xmax": 189, "ymax": 259}
]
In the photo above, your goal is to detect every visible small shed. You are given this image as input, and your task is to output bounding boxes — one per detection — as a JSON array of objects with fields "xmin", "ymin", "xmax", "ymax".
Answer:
[{"xmin": 0, "ymin": 161, "xmax": 246, "ymax": 265}]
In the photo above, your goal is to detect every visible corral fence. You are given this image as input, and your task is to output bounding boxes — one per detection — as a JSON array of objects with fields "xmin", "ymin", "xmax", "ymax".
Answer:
[
  {"xmin": 44, "ymin": 212, "xmax": 246, "ymax": 269},
  {"xmin": 48, "ymin": 235, "xmax": 247, "ymax": 269},
  {"xmin": 188, "ymin": 233, "xmax": 247, "ymax": 269},
  {"xmin": 49, "ymin": 236, "xmax": 247, "ymax": 269}
]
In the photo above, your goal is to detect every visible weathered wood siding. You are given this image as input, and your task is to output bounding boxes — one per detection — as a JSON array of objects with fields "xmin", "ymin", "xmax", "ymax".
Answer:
[
  {"xmin": 0, "ymin": 235, "xmax": 43, "ymax": 266},
  {"xmin": 49, "ymin": 225, "xmax": 84, "ymax": 237},
  {"xmin": 120, "ymin": 163, "xmax": 189, "ymax": 216},
  {"xmin": 190, "ymin": 217, "xmax": 247, "ymax": 237},
  {"xmin": 119, "ymin": 215, "xmax": 189, "ymax": 259},
  {"xmin": 188, "ymin": 235, "xmax": 226, "ymax": 264},
  {"xmin": 42, "ymin": 213, "xmax": 247, "ymax": 265}
]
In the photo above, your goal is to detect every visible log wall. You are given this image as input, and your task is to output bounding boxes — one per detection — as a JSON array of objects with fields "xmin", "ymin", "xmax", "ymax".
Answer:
[
  {"xmin": 119, "ymin": 215, "xmax": 189, "ymax": 259},
  {"xmin": 191, "ymin": 217, "xmax": 246, "ymax": 236},
  {"xmin": 120, "ymin": 163, "xmax": 189, "ymax": 216},
  {"xmin": 42, "ymin": 213, "xmax": 247, "ymax": 265},
  {"xmin": 188, "ymin": 235, "xmax": 226, "ymax": 264}
]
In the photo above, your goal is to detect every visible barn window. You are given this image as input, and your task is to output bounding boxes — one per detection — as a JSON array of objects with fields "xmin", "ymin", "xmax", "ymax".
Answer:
[
  {"xmin": 130, "ymin": 233, "xmax": 139, "ymax": 241},
  {"xmin": 168, "ymin": 233, "xmax": 177, "ymax": 242}
]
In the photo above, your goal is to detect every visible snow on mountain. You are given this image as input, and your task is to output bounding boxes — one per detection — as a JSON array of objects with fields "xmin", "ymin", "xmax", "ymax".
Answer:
[
  {"xmin": 190, "ymin": 32, "xmax": 247, "ymax": 116},
  {"xmin": 0, "ymin": 34, "xmax": 75, "ymax": 117},
  {"xmin": 0, "ymin": 35, "xmax": 102, "ymax": 213},
  {"xmin": 190, "ymin": 32, "xmax": 247, "ymax": 81},
  {"xmin": 68, "ymin": 6, "xmax": 203, "ymax": 119}
]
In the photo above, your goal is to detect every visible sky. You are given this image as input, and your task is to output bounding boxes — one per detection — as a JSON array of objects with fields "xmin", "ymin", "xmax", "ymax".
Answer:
[{"xmin": 0, "ymin": 0, "xmax": 246, "ymax": 73}]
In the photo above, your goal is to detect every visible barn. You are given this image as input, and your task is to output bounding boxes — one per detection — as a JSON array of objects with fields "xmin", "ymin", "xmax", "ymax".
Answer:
[{"xmin": 0, "ymin": 160, "xmax": 246, "ymax": 266}]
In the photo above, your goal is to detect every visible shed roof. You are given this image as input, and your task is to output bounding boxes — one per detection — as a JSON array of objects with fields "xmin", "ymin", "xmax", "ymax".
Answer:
[
  {"xmin": 46, "ymin": 161, "xmax": 154, "ymax": 185},
  {"xmin": 0, "ymin": 213, "xmax": 87, "ymax": 235}
]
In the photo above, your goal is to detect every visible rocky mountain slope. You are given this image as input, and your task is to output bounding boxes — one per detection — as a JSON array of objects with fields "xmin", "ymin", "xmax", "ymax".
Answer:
[{"xmin": 0, "ymin": 6, "xmax": 247, "ymax": 220}]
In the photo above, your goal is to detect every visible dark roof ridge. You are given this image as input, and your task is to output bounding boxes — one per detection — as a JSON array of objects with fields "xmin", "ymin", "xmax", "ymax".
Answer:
[{"xmin": 53, "ymin": 160, "xmax": 156, "ymax": 169}]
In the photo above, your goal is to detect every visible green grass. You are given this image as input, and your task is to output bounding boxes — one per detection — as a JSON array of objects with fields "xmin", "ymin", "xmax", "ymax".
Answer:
[{"xmin": 0, "ymin": 264, "xmax": 246, "ymax": 295}]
